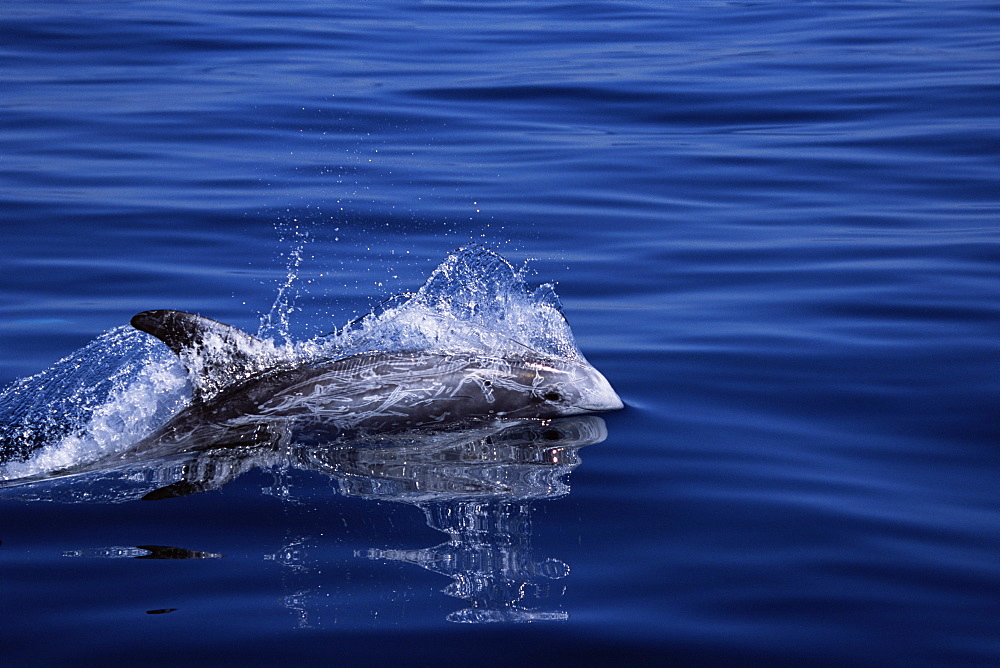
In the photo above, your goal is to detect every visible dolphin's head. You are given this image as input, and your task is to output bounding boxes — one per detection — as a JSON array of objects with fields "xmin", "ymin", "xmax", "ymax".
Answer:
[
  {"xmin": 466, "ymin": 355, "xmax": 624, "ymax": 420},
  {"xmin": 522, "ymin": 357, "xmax": 624, "ymax": 415}
]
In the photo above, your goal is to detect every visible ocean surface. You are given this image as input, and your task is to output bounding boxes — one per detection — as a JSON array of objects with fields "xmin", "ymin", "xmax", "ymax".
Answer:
[{"xmin": 1, "ymin": 1, "xmax": 998, "ymax": 664}]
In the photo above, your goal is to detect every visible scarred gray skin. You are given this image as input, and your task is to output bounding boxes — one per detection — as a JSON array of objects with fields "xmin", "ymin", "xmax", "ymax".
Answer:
[{"xmin": 122, "ymin": 310, "xmax": 623, "ymax": 458}]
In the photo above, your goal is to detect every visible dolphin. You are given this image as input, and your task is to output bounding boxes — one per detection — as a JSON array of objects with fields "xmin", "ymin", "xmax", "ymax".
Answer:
[{"xmin": 120, "ymin": 309, "xmax": 622, "ymax": 459}]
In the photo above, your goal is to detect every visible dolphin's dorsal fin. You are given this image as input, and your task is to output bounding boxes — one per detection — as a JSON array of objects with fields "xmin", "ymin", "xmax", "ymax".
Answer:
[{"xmin": 131, "ymin": 310, "xmax": 279, "ymax": 403}]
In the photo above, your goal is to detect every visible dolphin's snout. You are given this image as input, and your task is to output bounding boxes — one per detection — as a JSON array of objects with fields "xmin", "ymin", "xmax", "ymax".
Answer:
[{"xmin": 572, "ymin": 363, "xmax": 624, "ymax": 413}]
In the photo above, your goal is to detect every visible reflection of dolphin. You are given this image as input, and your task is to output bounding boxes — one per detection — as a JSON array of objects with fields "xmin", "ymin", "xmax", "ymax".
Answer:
[
  {"xmin": 304, "ymin": 416, "xmax": 607, "ymax": 503},
  {"xmin": 0, "ymin": 415, "xmax": 605, "ymax": 503},
  {"xmin": 122, "ymin": 309, "xmax": 622, "ymax": 459},
  {"xmin": 145, "ymin": 415, "xmax": 606, "ymax": 502}
]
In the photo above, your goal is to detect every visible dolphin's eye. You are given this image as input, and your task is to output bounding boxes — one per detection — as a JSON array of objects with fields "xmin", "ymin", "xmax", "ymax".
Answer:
[{"xmin": 542, "ymin": 391, "xmax": 562, "ymax": 403}]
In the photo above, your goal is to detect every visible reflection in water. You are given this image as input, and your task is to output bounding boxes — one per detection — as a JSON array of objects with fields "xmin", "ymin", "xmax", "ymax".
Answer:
[
  {"xmin": 312, "ymin": 417, "xmax": 604, "ymax": 623},
  {"xmin": 279, "ymin": 416, "xmax": 605, "ymax": 624},
  {"xmin": 369, "ymin": 501, "xmax": 571, "ymax": 623},
  {"xmin": 264, "ymin": 533, "xmax": 319, "ymax": 629},
  {"xmin": 62, "ymin": 544, "xmax": 224, "ymax": 559},
  {"xmin": 8, "ymin": 416, "xmax": 606, "ymax": 624}
]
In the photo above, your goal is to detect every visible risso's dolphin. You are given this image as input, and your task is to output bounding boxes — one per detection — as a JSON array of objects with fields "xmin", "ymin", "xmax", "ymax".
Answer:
[{"xmin": 122, "ymin": 309, "xmax": 623, "ymax": 457}]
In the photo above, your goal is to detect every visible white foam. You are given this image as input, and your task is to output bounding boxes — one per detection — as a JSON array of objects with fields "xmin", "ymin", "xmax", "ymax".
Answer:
[{"xmin": 0, "ymin": 338, "xmax": 189, "ymax": 480}]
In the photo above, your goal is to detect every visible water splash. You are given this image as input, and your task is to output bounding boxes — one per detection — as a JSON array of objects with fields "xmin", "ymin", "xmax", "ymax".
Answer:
[
  {"xmin": 0, "ymin": 327, "xmax": 188, "ymax": 479},
  {"xmin": 318, "ymin": 246, "xmax": 583, "ymax": 362},
  {"xmin": 259, "ymin": 220, "xmax": 311, "ymax": 345}
]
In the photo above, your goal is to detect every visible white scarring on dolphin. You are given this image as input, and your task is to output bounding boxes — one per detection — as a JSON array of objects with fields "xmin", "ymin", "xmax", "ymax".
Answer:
[{"xmin": 124, "ymin": 309, "xmax": 623, "ymax": 456}]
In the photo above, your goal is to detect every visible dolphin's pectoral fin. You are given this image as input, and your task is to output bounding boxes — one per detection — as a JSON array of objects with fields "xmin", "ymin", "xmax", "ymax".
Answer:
[
  {"xmin": 140, "ymin": 424, "xmax": 277, "ymax": 501},
  {"xmin": 131, "ymin": 309, "xmax": 278, "ymax": 402},
  {"xmin": 142, "ymin": 481, "xmax": 207, "ymax": 500}
]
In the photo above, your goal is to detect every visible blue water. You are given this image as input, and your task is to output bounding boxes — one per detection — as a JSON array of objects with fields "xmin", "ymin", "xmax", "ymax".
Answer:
[{"xmin": 2, "ymin": 1, "xmax": 998, "ymax": 664}]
